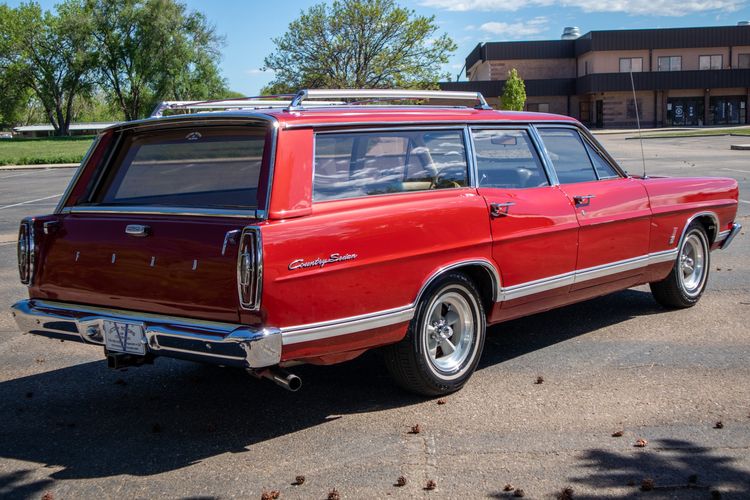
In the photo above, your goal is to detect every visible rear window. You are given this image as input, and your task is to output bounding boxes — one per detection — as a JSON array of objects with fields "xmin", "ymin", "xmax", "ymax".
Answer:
[{"xmin": 93, "ymin": 126, "xmax": 267, "ymax": 209}]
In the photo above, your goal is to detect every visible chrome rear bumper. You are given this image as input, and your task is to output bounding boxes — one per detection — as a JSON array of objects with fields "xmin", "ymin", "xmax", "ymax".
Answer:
[
  {"xmin": 719, "ymin": 222, "xmax": 742, "ymax": 250},
  {"xmin": 10, "ymin": 299, "xmax": 281, "ymax": 368}
]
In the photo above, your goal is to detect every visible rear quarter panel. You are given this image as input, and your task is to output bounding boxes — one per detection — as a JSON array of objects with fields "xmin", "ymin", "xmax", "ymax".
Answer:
[{"xmin": 639, "ymin": 176, "xmax": 739, "ymax": 255}]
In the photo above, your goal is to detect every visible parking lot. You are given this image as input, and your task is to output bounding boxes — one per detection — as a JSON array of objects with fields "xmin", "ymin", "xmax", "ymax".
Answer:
[{"xmin": 0, "ymin": 135, "xmax": 748, "ymax": 499}]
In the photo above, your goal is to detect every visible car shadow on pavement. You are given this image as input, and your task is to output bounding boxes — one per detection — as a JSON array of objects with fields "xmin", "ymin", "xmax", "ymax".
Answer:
[
  {"xmin": 566, "ymin": 439, "xmax": 750, "ymax": 499},
  {"xmin": 0, "ymin": 288, "xmax": 667, "ymax": 494},
  {"xmin": 480, "ymin": 288, "xmax": 664, "ymax": 368}
]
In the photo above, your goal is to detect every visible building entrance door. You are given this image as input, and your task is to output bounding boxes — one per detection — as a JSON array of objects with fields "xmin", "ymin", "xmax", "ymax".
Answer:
[
  {"xmin": 595, "ymin": 100, "xmax": 603, "ymax": 128},
  {"xmin": 710, "ymin": 97, "xmax": 746, "ymax": 125},
  {"xmin": 667, "ymin": 98, "xmax": 703, "ymax": 126}
]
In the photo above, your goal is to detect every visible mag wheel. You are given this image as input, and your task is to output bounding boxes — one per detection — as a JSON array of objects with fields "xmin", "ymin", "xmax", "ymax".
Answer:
[
  {"xmin": 650, "ymin": 222, "xmax": 710, "ymax": 309},
  {"xmin": 384, "ymin": 272, "xmax": 486, "ymax": 396}
]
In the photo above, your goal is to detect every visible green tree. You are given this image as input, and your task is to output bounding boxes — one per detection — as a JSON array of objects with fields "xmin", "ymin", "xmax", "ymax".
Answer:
[
  {"xmin": 88, "ymin": 0, "xmax": 228, "ymax": 121},
  {"xmin": 500, "ymin": 68, "xmax": 526, "ymax": 111},
  {"xmin": 0, "ymin": 1, "xmax": 97, "ymax": 135},
  {"xmin": 262, "ymin": 0, "xmax": 456, "ymax": 94}
]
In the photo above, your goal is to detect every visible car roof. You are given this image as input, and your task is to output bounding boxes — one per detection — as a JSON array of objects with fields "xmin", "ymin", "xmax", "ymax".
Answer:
[{"xmin": 260, "ymin": 106, "xmax": 578, "ymax": 128}]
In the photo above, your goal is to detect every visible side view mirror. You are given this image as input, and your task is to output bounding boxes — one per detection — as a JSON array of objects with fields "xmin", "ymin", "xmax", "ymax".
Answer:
[{"xmin": 490, "ymin": 134, "xmax": 518, "ymax": 146}]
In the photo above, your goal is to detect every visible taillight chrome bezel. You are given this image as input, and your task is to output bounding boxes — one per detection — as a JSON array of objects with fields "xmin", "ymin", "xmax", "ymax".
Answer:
[
  {"xmin": 18, "ymin": 218, "xmax": 34, "ymax": 285},
  {"xmin": 237, "ymin": 226, "xmax": 262, "ymax": 310}
]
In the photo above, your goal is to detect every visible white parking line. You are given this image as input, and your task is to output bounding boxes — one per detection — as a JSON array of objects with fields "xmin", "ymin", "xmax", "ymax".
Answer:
[
  {"xmin": 723, "ymin": 168, "xmax": 750, "ymax": 174},
  {"xmin": 0, "ymin": 193, "xmax": 62, "ymax": 211},
  {"xmin": 740, "ymin": 200, "xmax": 750, "ymax": 205},
  {"xmin": 0, "ymin": 170, "xmax": 45, "ymax": 180}
]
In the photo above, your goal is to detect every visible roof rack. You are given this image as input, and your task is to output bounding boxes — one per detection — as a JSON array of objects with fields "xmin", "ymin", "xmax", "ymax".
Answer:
[
  {"xmin": 150, "ymin": 98, "xmax": 343, "ymax": 118},
  {"xmin": 149, "ymin": 89, "xmax": 492, "ymax": 118},
  {"xmin": 286, "ymin": 89, "xmax": 492, "ymax": 111}
]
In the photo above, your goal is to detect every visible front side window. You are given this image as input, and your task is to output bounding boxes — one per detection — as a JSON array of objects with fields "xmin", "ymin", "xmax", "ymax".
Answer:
[
  {"xmin": 658, "ymin": 56, "xmax": 682, "ymax": 71},
  {"xmin": 95, "ymin": 126, "xmax": 267, "ymax": 209},
  {"xmin": 313, "ymin": 129, "xmax": 468, "ymax": 201},
  {"xmin": 699, "ymin": 55, "xmax": 722, "ymax": 70},
  {"xmin": 472, "ymin": 129, "xmax": 549, "ymax": 189},
  {"xmin": 584, "ymin": 141, "xmax": 619, "ymax": 179},
  {"xmin": 537, "ymin": 128, "xmax": 597, "ymax": 184}
]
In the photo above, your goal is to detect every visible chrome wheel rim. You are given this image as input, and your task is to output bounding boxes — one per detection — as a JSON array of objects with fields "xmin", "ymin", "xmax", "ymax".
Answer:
[
  {"xmin": 679, "ymin": 232, "xmax": 706, "ymax": 296},
  {"xmin": 422, "ymin": 290, "xmax": 475, "ymax": 375}
]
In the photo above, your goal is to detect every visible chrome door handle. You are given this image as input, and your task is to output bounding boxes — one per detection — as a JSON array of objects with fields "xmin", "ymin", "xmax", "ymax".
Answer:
[
  {"xmin": 221, "ymin": 229, "xmax": 241, "ymax": 255},
  {"xmin": 573, "ymin": 195, "xmax": 595, "ymax": 206},
  {"xmin": 125, "ymin": 224, "xmax": 150, "ymax": 237},
  {"xmin": 490, "ymin": 202, "xmax": 515, "ymax": 217}
]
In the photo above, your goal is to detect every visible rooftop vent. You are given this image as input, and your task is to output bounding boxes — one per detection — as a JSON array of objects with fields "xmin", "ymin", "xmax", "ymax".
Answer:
[
  {"xmin": 561, "ymin": 27, "xmax": 581, "ymax": 40},
  {"xmin": 738, "ymin": 21, "xmax": 750, "ymax": 26}
]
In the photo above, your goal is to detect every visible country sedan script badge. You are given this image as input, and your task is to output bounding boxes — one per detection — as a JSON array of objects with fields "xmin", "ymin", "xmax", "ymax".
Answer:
[{"xmin": 288, "ymin": 253, "xmax": 358, "ymax": 270}]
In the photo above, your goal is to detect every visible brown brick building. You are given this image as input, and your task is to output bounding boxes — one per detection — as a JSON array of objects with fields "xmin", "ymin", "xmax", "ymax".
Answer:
[{"xmin": 441, "ymin": 25, "xmax": 750, "ymax": 128}]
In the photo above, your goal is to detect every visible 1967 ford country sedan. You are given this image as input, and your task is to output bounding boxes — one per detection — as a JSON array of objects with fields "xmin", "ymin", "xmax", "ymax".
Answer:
[{"xmin": 11, "ymin": 89, "xmax": 741, "ymax": 396}]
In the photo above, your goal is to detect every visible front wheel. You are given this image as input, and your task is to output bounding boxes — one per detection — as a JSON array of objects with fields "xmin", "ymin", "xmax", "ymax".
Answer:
[
  {"xmin": 650, "ymin": 221, "xmax": 710, "ymax": 308},
  {"xmin": 384, "ymin": 272, "xmax": 486, "ymax": 396}
]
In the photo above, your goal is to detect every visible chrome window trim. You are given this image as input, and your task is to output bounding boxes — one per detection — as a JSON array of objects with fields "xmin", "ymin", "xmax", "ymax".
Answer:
[
  {"xmin": 61, "ymin": 116, "xmax": 278, "ymax": 221},
  {"xmin": 60, "ymin": 206, "xmax": 265, "ymax": 219},
  {"xmin": 54, "ymin": 134, "xmax": 102, "ymax": 214},
  {"xmin": 311, "ymin": 126, "xmax": 472, "ymax": 203},
  {"xmin": 468, "ymin": 125, "xmax": 555, "ymax": 188},
  {"xmin": 528, "ymin": 125, "xmax": 561, "ymax": 185},
  {"xmin": 463, "ymin": 126, "xmax": 478, "ymax": 188}
]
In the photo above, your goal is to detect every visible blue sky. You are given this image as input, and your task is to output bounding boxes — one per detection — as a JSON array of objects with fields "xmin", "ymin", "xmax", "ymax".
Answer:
[{"xmin": 7, "ymin": 0, "xmax": 750, "ymax": 94}]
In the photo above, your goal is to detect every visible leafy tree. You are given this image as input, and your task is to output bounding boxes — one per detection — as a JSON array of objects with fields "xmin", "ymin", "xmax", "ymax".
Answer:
[
  {"xmin": 500, "ymin": 68, "xmax": 526, "ymax": 111},
  {"xmin": 88, "ymin": 0, "xmax": 228, "ymax": 121},
  {"xmin": 262, "ymin": 0, "xmax": 456, "ymax": 94},
  {"xmin": 0, "ymin": 1, "xmax": 97, "ymax": 135}
]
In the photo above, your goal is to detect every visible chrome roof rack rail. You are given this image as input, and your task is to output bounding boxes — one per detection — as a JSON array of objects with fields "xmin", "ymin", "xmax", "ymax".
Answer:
[
  {"xmin": 286, "ymin": 89, "xmax": 492, "ymax": 111},
  {"xmin": 150, "ymin": 97, "xmax": 343, "ymax": 118}
]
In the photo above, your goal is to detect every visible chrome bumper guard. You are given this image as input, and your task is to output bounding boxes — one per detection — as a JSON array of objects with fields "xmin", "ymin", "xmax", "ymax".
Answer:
[
  {"xmin": 10, "ymin": 299, "xmax": 282, "ymax": 369},
  {"xmin": 720, "ymin": 223, "xmax": 742, "ymax": 250}
]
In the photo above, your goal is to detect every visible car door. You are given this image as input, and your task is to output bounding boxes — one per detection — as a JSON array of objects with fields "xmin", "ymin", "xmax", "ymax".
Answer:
[
  {"xmin": 472, "ymin": 127, "xmax": 579, "ymax": 309},
  {"xmin": 535, "ymin": 126, "xmax": 651, "ymax": 290}
]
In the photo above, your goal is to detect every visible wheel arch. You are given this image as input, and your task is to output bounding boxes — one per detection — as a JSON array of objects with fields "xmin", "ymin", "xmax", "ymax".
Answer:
[
  {"xmin": 683, "ymin": 211, "xmax": 719, "ymax": 246},
  {"xmin": 414, "ymin": 259, "xmax": 500, "ymax": 314}
]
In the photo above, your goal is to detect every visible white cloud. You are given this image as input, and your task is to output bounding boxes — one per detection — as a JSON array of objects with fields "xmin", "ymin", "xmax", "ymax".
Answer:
[
  {"xmin": 420, "ymin": 0, "xmax": 745, "ymax": 16},
  {"xmin": 245, "ymin": 68, "xmax": 273, "ymax": 75},
  {"xmin": 474, "ymin": 17, "xmax": 549, "ymax": 38}
]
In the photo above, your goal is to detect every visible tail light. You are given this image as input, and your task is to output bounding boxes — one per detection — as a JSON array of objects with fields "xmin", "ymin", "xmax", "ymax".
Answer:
[
  {"xmin": 17, "ymin": 219, "xmax": 34, "ymax": 284},
  {"xmin": 237, "ymin": 227, "xmax": 262, "ymax": 310}
]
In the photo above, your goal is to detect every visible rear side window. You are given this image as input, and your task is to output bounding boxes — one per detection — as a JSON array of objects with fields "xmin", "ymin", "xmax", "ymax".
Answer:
[
  {"xmin": 472, "ymin": 129, "xmax": 549, "ymax": 188},
  {"xmin": 94, "ymin": 126, "xmax": 267, "ymax": 209},
  {"xmin": 537, "ymin": 128, "xmax": 597, "ymax": 184},
  {"xmin": 314, "ymin": 129, "xmax": 468, "ymax": 201}
]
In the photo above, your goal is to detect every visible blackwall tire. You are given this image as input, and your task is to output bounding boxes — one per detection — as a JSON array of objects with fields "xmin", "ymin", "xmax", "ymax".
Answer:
[
  {"xmin": 384, "ymin": 272, "xmax": 486, "ymax": 396},
  {"xmin": 650, "ymin": 222, "xmax": 710, "ymax": 309}
]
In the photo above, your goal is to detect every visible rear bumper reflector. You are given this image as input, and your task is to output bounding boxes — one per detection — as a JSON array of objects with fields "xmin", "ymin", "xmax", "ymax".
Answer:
[{"xmin": 10, "ymin": 299, "xmax": 281, "ymax": 369}]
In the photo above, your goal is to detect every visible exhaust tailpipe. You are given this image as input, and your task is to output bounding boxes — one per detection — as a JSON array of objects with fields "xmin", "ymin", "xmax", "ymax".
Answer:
[{"xmin": 251, "ymin": 367, "xmax": 302, "ymax": 392}]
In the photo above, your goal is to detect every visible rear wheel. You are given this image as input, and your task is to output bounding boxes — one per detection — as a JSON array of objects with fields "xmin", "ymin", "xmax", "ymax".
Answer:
[
  {"xmin": 650, "ymin": 222, "xmax": 710, "ymax": 308},
  {"xmin": 384, "ymin": 272, "xmax": 486, "ymax": 396}
]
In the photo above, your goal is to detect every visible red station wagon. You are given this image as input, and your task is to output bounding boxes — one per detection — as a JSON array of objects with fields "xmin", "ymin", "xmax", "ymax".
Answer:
[{"xmin": 11, "ymin": 89, "xmax": 742, "ymax": 396}]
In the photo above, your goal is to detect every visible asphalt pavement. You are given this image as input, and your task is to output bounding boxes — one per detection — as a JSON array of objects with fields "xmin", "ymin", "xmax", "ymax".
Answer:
[{"xmin": 0, "ymin": 136, "xmax": 748, "ymax": 499}]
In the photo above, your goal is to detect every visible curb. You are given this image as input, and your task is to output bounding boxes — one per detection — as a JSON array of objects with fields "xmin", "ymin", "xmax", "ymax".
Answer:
[
  {"xmin": 0, "ymin": 163, "xmax": 79, "ymax": 171},
  {"xmin": 730, "ymin": 144, "xmax": 750, "ymax": 150}
]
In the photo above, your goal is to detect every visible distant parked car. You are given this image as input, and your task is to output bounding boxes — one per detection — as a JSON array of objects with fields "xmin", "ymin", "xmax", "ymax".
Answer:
[
  {"xmin": 0, "ymin": 131, "xmax": 12, "ymax": 139},
  {"xmin": 10, "ymin": 89, "xmax": 741, "ymax": 396}
]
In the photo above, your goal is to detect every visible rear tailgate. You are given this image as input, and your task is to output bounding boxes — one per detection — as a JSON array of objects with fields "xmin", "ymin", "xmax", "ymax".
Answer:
[
  {"xmin": 35, "ymin": 215, "xmax": 250, "ymax": 322},
  {"xmin": 29, "ymin": 118, "xmax": 273, "ymax": 323}
]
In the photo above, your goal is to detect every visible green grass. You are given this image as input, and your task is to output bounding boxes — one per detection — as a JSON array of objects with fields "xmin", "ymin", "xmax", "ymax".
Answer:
[
  {"xmin": 0, "ymin": 136, "xmax": 95, "ymax": 166},
  {"xmin": 628, "ymin": 128, "xmax": 750, "ymax": 139}
]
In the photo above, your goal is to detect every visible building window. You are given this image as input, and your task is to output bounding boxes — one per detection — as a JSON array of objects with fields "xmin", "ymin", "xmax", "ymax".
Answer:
[
  {"xmin": 737, "ymin": 54, "xmax": 750, "ymax": 69},
  {"xmin": 619, "ymin": 57, "xmax": 643, "ymax": 73},
  {"xmin": 657, "ymin": 56, "xmax": 681, "ymax": 71},
  {"xmin": 527, "ymin": 103, "xmax": 550, "ymax": 113},
  {"xmin": 699, "ymin": 55, "xmax": 722, "ymax": 70}
]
